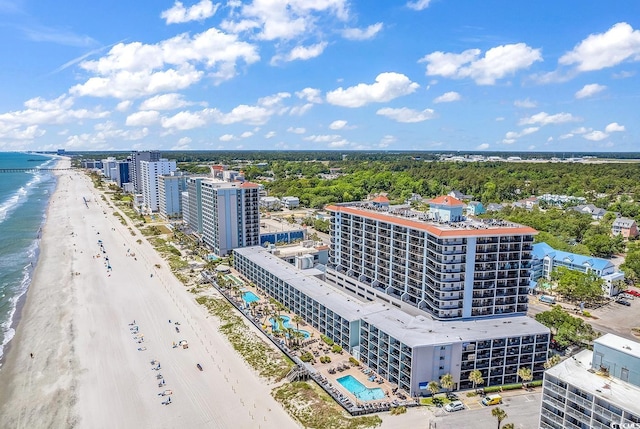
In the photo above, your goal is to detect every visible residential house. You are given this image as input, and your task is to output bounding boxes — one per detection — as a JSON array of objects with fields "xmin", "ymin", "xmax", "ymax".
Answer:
[
  {"xmin": 570, "ymin": 204, "xmax": 607, "ymax": 220},
  {"xmin": 486, "ymin": 203, "xmax": 504, "ymax": 212},
  {"xmin": 465, "ymin": 201, "xmax": 485, "ymax": 216},
  {"xmin": 448, "ymin": 190, "xmax": 473, "ymax": 201},
  {"xmin": 612, "ymin": 217, "xmax": 639, "ymax": 239}
]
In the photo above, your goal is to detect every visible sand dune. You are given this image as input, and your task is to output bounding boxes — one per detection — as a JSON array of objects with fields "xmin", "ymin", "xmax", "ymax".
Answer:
[{"xmin": 0, "ymin": 162, "xmax": 298, "ymax": 429}]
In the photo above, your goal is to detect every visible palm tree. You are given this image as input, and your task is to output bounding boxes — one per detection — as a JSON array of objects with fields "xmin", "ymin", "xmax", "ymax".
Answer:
[
  {"xmin": 502, "ymin": 424, "xmax": 515, "ymax": 429},
  {"xmin": 544, "ymin": 355, "xmax": 562, "ymax": 369},
  {"xmin": 292, "ymin": 315, "xmax": 304, "ymax": 332},
  {"xmin": 469, "ymin": 369, "xmax": 485, "ymax": 390},
  {"xmin": 427, "ymin": 381, "xmax": 440, "ymax": 397},
  {"xmin": 440, "ymin": 373, "xmax": 455, "ymax": 394},
  {"xmin": 517, "ymin": 366, "xmax": 533, "ymax": 387},
  {"xmin": 492, "ymin": 407, "xmax": 508, "ymax": 429}
]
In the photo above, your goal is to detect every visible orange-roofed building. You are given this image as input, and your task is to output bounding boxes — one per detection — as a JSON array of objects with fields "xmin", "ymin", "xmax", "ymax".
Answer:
[{"xmin": 325, "ymin": 196, "xmax": 537, "ymax": 320}]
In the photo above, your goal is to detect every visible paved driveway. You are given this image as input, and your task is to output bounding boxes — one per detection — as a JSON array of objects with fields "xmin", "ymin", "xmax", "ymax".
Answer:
[{"xmin": 429, "ymin": 391, "xmax": 542, "ymax": 429}]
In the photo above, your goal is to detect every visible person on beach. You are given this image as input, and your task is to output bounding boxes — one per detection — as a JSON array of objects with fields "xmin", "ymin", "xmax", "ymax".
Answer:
[{"xmin": 30, "ymin": 353, "xmax": 34, "ymax": 359}]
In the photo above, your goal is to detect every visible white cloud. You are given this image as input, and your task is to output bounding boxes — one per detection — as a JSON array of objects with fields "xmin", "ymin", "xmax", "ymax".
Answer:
[
  {"xmin": 329, "ymin": 119, "xmax": 348, "ymax": 130},
  {"xmin": 605, "ymin": 122, "xmax": 625, "ymax": 132},
  {"xmin": 341, "ymin": 23, "xmax": 383, "ymax": 41},
  {"xmin": 72, "ymin": 28, "xmax": 259, "ymax": 98},
  {"xmin": 495, "ymin": 117, "xmax": 505, "ymax": 121},
  {"xmin": 125, "ymin": 110, "xmax": 160, "ymax": 126},
  {"xmin": 583, "ymin": 130, "xmax": 608, "ymax": 141},
  {"xmin": 575, "ymin": 83, "xmax": 606, "ymax": 99},
  {"xmin": 0, "ymin": 95, "xmax": 109, "ymax": 130},
  {"xmin": 376, "ymin": 107, "xmax": 436, "ymax": 123},
  {"xmin": 571, "ymin": 127, "xmax": 590, "ymax": 134},
  {"xmin": 289, "ymin": 103, "xmax": 313, "ymax": 116},
  {"xmin": 140, "ymin": 93, "xmax": 191, "ymax": 110},
  {"xmin": 559, "ymin": 133, "xmax": 574, "ymax": 140},
  {"xmin": 240, "ymin": 131, "xmax": 254, "ymax": 138},
  {"xmin": 476, "ymin": 143, "xmax": 490, "ymax": 150},
  {"xmin": 64, "ymin": 121, "xmax": 148, "ymax": 148},
  {"xmin": 420, "ymin": 43, "xmax": 542, "ymax": 85},
  {"xmin": 219, "ymin": 134, "xmax": 236, "ymax": 141},
  {"xmin": 559, "ymin": 22, "xmax": 640, "ymax": 72},
  {"xmin": 172, "ymin": 136, "xmax": 192, "ymax": 150},
  {"xmin": 161, "ymin": 110, "xmax": 207, "ymax": 130},
  {"xmin": 295, "ymin": 87, "xmax": 322, "ymax": 103},
  {"xmin": 161, "ymin": 0, "xmax": 219, "ymax": 24},
  {"xmin": 505, "ymin": 127, "xmax": 539, "ymax": 139},
  {"xmin": 514, "ymin": 98, "xmax": 537, "ymax": 108},
  {"xmin": 116, "ymin": 100, "xmax": 133, "ymax": 112},
  {"xmin": 518, "ymin": 111, "xmax": 579, "ymax": 126},
  {"xmin": 326, "ymin": 72, "xmax": 419, "ymax": 107},
  {"xmin": 287, "ymin": 127, "xmax": 306, "ymax": 134},
  {"xmin": 433, "ymin": 91, "xmax": 461, "ymax": 103},
  {"xmin": 328, "ymin": 139, "xmax": 350, "ymax": 148},
  {"xmin": 406, "ymin": 0, "xmax": 431, "ymax": 11},
  {"xmin": 379, "ymin": 135, "xmax": 396, "ymax": 147},
  {"xmin": 224, "ymin": 0, "xmax": 349, "ymax": 41},
  {"xmin": 264, "ymin": 131, "xmax": 276, "ymax": 139},
  {"xmin": 273, "ymin": 42, "xmax": 328, "ymax": 64},
  {"xmin": 304, "ymin": 134, "xmax": 341, "ymax": 142}
]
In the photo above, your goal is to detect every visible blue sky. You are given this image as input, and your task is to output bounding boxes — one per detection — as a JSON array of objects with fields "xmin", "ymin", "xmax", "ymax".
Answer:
[{"xmin": 0, "ymin": 0, "xmax": 638, "ymax": 152}]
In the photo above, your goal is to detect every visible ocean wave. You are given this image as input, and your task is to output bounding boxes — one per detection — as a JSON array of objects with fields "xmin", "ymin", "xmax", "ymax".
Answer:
[
  {"xmin": 0, "ymin": 257, "xmax": 34, "ymax": 366},
  {"xmin": 0, "ymin": 171, "xmax": 45, "ymax": 224}
]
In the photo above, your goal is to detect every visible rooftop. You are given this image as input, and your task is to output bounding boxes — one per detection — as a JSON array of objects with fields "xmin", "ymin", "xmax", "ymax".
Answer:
[
  {"xmin": 546, "ymin": 349, "xmax": 640, "ymax": 416},
  {"xmin": 235, "ymin": 246, "xmax": 549, "ymax": 347},
  {"xmin": 533, "ymin": 242, "xmax": 614, "ymax": 271},
  {"xmin": 595, "ymin": 333, "xmax": 640, "ymax": 360},
  {"xmin": 326, "ymin": 203, "xmax": 537, "ymax": 238}
]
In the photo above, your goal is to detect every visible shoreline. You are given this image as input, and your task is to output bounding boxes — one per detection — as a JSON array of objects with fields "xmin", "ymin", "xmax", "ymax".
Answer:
[{"xmin": 0, "ymin": 163, "xmax": 299, "ymax": 428}]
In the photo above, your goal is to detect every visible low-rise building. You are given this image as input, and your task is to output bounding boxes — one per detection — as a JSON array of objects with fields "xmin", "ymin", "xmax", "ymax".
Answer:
[
  {"xmin": 234, "ymin": 246, "xmax": 550, "ymax": 396},
  {"xmin": 540, "ymin": 334, "xmax": 640, "ymax": 429},
  {"xmin": 282, "ymin": 196, "xmax": 300, "ymax": 209},
  {"xmin": 612, "ymin": 217, "xmax": 639, "ymax": 239},
  {"xmin": 570, "ymin": 204, "xmax": 607, "ymax": 220},
  {"xmin": 531, "ymin": 242, "xmax": 625, "ymax": 297}
]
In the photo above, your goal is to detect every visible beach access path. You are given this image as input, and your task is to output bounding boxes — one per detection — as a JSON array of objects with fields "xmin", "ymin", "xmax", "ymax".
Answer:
[{"xmin": 0, "ymin": 160, "xmax": 299, "ymax": 429}]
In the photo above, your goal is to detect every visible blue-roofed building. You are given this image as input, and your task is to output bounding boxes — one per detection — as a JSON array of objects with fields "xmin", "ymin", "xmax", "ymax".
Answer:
[
  {"xmin": 531, "ymin": 242, "xmax": 625, "ymax": 297},
  {"xmin": 465, "ymin": 201, "xmax": 485, "ymax": 216}
]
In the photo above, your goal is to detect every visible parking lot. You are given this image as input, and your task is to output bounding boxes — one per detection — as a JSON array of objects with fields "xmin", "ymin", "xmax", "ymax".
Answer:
[{"xmin": 430, "ymin": 390, "xmax": 542, "ymax": 429}]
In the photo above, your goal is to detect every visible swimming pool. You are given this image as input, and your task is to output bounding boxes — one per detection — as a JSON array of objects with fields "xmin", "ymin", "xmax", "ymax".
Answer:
[
  {"xmin": 269, "ymin": 315, "xmax": 311, "ymax": 338},
  {"xmin": 242, "ymin": 291, "xmax": 260, "ymax": 304},
  {"xmin": 337, "ymin": 375, "xmax": 385, "ymax": 401}
]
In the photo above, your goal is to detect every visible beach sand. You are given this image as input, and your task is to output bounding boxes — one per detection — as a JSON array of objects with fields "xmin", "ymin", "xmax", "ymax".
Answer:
[{"xmin": 0, "ymin": 161, "xmax": 298, "ymax": 428}]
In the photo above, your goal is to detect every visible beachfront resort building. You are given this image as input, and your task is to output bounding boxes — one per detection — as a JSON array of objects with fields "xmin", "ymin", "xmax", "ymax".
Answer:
[
  {"xmin": 130, "ymin": 150, "xmax": 161, "ymax": 193},
  {"xmin": 234, "ymin": 246, "xmax": 550, "ymax": 396},
  {"xmin": 200, "ymin": 180, "xmax": 260, "ymax": 256},
  {"xmin": 185, "ymin": 177, "xmax": 207, "ymax": 235},
  {"xmin": 539, "ymin": 334, "xmax": 640, "ymax": 429},
  {"xmin": 158, "ymin": 174, "xmax": 187, "ymax": 219},
  {"xmin": 325, "ymin": 196, "xmax": 535, "ymax": 320},
  {"xmin": 140, "ymin": 159, "xmax": 177, "ymax": 213},
  {"xmin": 530, "ymin": 242, "xmax": 625, "ymax": 297}
]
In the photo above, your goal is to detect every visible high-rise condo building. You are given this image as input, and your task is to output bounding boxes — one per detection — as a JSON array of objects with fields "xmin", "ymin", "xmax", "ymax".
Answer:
[
  {"xmin": 140, "ymin": 159, "xmax": 176, "ymax": 213},
  {"xmin": 326, "ymin": 196, "xmax": 536, "ymax": 320},
  {"xmin": 201, "ymin": 180, "xmax": 260, "ymax": 256},
  {"xmin": 130, "ymin": 150, "xmax": 161, "ymax": 193},
  {"xmin": 158, "ymin": 174, "xmax": 187, "ymax": 219}
]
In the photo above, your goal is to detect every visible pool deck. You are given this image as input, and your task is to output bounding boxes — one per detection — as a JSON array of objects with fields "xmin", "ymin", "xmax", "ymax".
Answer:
[{"xmin": 208, "ymin": 268, "xmax": 416, "ymax": 413}]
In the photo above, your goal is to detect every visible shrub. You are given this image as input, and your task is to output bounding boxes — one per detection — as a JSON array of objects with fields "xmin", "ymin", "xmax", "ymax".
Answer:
[
  {"xmin": 331, "ymin": 344, "xmax": 342, "ymax": 353},
  {"xmin": 349, "ymin": 357, "xmax": 360, "ymax": 366},
  {"xmin": 300, "ymin": 351, "xmax": 314, "ymax": 363},
  {"xmin": 390, "ymin": 406, "xmax": 407, "ymax": 415},
  {"xmin": 321, "ymin": 335, "xmax": 334, "ymax": 346},
  {"xmin": 582, "ymin": 311, "xmax": 592, "ymax": 317}
]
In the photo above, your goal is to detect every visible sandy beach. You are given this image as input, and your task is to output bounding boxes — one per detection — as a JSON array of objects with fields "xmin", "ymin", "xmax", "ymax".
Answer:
[{"xmin": 0, "ymin": 160, "xmax": 298, "ymax": 428}]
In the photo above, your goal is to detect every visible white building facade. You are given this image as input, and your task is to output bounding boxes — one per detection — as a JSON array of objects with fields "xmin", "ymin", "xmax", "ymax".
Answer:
[
  {"xmin": 201, "ymin": 180, "xmax": 260, "ymax": 256},
  {"xmin": 140, "ymin": 159, "xmax": 176, "ymax": 213}
]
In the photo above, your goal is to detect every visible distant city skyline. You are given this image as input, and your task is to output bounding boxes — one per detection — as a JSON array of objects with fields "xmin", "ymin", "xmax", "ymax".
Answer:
[{"xmin": 0, "ymin": 0, "xmax": 638, "ymax": 152}]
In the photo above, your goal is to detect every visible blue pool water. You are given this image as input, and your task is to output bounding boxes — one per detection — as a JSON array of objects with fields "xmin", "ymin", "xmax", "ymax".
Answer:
[
  {"xmin": 269, "ymin": 315, "xmax": 310, "ymax": 338},
  {"xmin": 242, "ymin": 291, "xmax": 260, "ymax": 304},
  {"xmin": 337, "ymin": 375, "xmax": 385, "ymax": 401}
]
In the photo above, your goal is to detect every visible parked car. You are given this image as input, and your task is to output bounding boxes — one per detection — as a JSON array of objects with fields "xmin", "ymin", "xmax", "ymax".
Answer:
[
  {"xmin": 616, "ymin": 299, "xmax": 631, "ymax": 306},
  {"xmin": 446, "ymin": 392, "xmax": 459, "ymax": 401},
  {"xmin": 482, "ymin": 394, "xmax": 502, "ymax": 406},
  {"xmin": 444, "ymin": 401, "xmax": 465, "ymax": 412}
]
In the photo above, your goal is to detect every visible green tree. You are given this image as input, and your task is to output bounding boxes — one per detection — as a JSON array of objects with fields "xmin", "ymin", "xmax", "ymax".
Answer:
[
  {"xmin": 427, "ymin": 381, "xmax": 440, "ymax": 397},
  {"xmin": 440, "ymin": 373, "xmax": 455, "ymax": 393},
  {"xmin": 517, "ymin": 367, "xmax": 533, "ymax": 386},
  {"xmin": 535, "ymin": 305, "xmax": 597, "ymax": 347},
  {"xmin": 469, "ymin": 369, "xmax": 484, "ymax": 390},
  {"xmin": 544, "ymin": 354, "xmax": 562, "ymax": 369},
  {"xmin": 492, "ymin": 407, "xmax": 508, "ymax": 429}
]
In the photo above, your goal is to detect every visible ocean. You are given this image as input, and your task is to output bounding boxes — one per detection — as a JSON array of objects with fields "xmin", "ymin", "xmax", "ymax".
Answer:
[{"xmin": 0, "ymin": 152, "xmax": 57, "ymax": 366}]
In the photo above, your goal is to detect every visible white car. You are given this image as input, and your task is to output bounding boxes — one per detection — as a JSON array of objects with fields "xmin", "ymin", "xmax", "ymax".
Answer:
[{"xmin": 444, "ymin": 400, "xmax": 465, "ymax": 412}]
